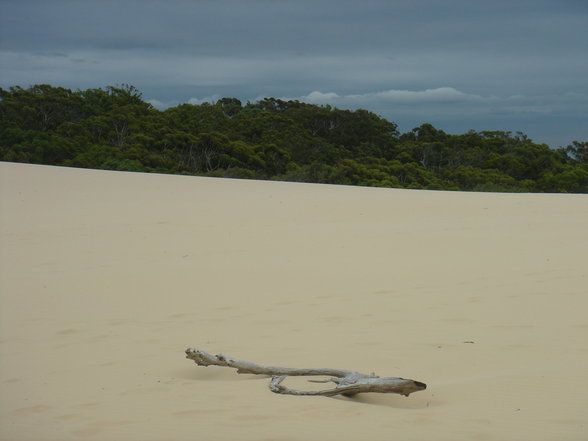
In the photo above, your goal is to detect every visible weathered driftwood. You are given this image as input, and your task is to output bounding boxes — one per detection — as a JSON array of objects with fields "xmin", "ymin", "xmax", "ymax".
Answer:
[{"xmin": 185, "ymin": 348, "xmax": 426, "ymax": 397}]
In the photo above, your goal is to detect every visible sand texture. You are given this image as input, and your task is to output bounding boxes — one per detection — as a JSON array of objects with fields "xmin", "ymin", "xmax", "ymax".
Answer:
[{"xmin": 1, "ymin": 162, "xmax": 587, "ymax": 441}]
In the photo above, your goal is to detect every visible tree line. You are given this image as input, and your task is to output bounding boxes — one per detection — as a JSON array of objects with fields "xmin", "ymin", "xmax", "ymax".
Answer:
[{"xmin": 1, "ymin": 84, "xmax": 587, "ymax": 193}]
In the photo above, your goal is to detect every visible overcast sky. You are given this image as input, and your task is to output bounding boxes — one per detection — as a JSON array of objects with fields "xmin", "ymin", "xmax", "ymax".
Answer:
[{"xmin": 1, "ymin": 0, "xmax": 587, "ymax": 147}]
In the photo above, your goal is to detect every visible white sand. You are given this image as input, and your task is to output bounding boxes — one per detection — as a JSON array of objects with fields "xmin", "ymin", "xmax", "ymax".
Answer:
[{"xmin": 1, "ymin": 162, "xmax": 587, "ymax": 441}]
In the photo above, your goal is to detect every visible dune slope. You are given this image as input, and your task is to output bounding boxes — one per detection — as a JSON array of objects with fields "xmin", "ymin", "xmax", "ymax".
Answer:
[{"xmin": 1, "ymin": 162, "xmax": 587, "ymax": 441}]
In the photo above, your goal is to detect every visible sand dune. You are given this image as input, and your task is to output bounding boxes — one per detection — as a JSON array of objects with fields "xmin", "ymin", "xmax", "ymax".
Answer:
[{"xmin": 1, "ymin": 162, "xmax": 586, "ymax": 441}]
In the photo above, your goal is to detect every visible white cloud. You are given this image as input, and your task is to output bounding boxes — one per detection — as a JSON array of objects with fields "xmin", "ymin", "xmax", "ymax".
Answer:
[
  {"xmin": 373, "ymin": 87, "xmax": 479, "ymax": 103},
  {"xmin": 188, "ymin": 95, "xmax": 221, "ymax": 105},
  {"xmin": 303, "ymin": 91, "xmax": 341, "ymax": 103},
  {"xmin": 282, "ymin": 87, "xmax": 588, "ymax": 119},
  {"xmin": 292, "ymin": 87, "xmax": 485, "ymax": 106},
  {"xmin": 146, "ymin": 98, "xmax": 175, "ymax": 109}
]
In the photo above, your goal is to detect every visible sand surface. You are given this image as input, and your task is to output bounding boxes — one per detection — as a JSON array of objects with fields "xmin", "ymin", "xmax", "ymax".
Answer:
[{"xmin": 1, "ymin": 162, "xmax": 587, "ymax": 441}]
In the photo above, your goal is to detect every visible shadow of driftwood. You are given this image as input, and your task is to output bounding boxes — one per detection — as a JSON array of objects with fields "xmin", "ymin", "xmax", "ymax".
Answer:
[{"xmin": 331, "ymin": 393, "xmax": 433, "ymax": 409}]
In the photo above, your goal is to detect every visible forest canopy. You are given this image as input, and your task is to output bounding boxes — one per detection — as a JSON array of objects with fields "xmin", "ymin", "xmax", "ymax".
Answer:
[{"xmin": 1, "ymin": 84, "xmax": 587, "ymax": 193}]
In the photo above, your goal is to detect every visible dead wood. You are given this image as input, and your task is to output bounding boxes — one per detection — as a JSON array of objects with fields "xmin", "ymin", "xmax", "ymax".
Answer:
[{"xmin": 185, "ymin": 348, "xmax": 426, "ymax": 397}]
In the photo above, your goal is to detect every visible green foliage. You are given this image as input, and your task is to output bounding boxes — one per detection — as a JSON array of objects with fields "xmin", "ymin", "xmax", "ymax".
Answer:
[{"xmin": 1, "ymin": 84, "xmax": 586, "ymax": 193}]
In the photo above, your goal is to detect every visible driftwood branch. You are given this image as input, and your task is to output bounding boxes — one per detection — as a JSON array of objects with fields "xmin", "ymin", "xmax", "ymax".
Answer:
[{"xmin": 185, "ymin": 348, "xmax": 426, "ymax": 398}]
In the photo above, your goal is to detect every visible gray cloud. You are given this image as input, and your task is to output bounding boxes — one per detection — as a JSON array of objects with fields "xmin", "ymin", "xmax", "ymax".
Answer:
[{"xmin": 1, "ymin": 0, "xmax": 586, "ymax": 147}]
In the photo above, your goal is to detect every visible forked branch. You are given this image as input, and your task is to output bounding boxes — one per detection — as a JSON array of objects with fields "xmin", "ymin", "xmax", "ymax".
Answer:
[{"xmin": 185, "ymin": 348, "xmax": 426, "ymax": 397}]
